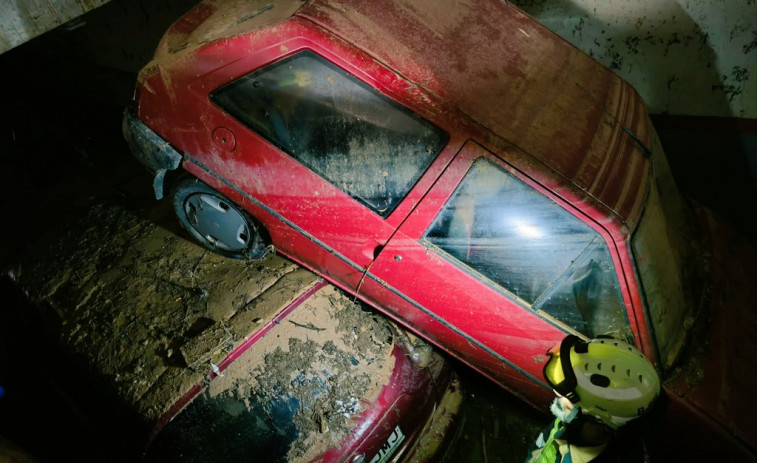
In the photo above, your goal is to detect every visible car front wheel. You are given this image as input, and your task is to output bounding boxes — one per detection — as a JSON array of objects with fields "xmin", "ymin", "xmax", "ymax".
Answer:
[{"xmin": 173, "ymin": 178, "xmax": 269, "ymax": 260}]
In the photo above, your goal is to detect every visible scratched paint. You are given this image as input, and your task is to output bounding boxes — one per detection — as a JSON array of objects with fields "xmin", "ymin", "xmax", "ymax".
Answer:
[{"xmin": 511, "ymin": 0, "xmax": 757, "ymax": 118}]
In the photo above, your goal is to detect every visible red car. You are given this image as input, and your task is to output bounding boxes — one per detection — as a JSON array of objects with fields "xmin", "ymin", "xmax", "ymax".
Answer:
[
  {"xmin": 145, "ymin": 280, "xmax": 461, "ymax": 463},
  {"xmin": 123, "ymin": 0, "xmax": 755, "ymax": 459}
]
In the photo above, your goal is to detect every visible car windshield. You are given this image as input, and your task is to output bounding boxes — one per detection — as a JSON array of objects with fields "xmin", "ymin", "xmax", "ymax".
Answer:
[
  {"xmin": 211, "ymin": 50, "xmax": 448, "ymax": 217},
  {"xmin": 631, "ymin": 140, "xmax": 705, "ymax": 370},
  {"xmin": 425, "ymin": 158, "xmax": 631, "ymax": 341}
]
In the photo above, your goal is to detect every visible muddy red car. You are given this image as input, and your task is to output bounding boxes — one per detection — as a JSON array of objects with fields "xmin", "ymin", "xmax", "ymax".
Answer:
[
  {"xmin": 124, "ymin": 0, "xmax": 755, "ymax": 459},
  {"xmin": 145, "ymin": 280, "xmax": 460, "ymax": 463}
]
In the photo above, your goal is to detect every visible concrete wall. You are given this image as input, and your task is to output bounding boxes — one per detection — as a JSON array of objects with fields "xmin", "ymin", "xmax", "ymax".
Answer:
[
  {"xmin": 5, "ymin": 0, "xmax": 754, "ymax": 118},
  {"xmin": 511, "ymin": 0, "xmax": 757, "ymax": 118},
  {"xmin": 0, "ymin": 0, "xmax": 112, "ymax": 54}
]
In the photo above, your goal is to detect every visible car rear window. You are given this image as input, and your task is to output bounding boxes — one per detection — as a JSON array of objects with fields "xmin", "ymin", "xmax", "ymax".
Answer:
[
  {"xmin": 211, "ymin": 50, "xmax": 447, "ymax": 217},
  {"xmin": 146, "ymin": 390, "xmax": 299, "ymax": 463},
  {"xmin": 631, "ymin": 137, "xmax": 704, "ymax": 370},
  {"xmin": 424, "ymin": 158, "xmax": 631, "ymax": 341}
]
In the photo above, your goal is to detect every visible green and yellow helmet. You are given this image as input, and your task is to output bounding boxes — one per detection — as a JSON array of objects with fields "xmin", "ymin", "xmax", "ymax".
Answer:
[{"xmin": 544, "ymin": 335, "xmax": 661, "ymax": 429}]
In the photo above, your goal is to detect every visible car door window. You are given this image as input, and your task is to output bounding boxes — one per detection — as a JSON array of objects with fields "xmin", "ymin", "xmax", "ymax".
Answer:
[
  {"xmin": 424, "ymin": 158, "xmax": 631, "ymax": 340},
  {"xmin": 211, "ymin": 50, "xmax": 447, "ymax": 217}
]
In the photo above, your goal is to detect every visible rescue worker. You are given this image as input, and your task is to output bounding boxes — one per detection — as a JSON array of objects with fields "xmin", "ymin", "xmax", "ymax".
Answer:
[{"xmin": 525, "ymin": 335, "xmax": 661, "ymax": 463}]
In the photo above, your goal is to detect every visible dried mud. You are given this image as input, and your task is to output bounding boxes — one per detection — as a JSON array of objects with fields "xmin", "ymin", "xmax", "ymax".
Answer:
[
  {"xmin": 12, "ymin": 201, "xmax": 311, "ymax": 422},
  {"xmin": 207, "ymin": 285, "xmax": 395, "ymax": 461},
  {"xmin": 12, "ymin": 200, "xmax": 398, "ymax": 460}
]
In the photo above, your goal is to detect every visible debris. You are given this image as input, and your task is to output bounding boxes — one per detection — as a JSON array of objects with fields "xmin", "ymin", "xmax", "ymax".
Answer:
[{"xmin": 289, "ymin": 320, "xmax": 325, "ymax": 331}]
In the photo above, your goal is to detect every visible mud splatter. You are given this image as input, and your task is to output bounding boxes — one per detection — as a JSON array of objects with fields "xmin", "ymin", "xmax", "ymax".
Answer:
[
  {"xmin": 624, "ymin": 35, "xmax": 640, "ymax": 55},
  {"xmin": 732, "ymin": 65, "xmax": 749, "ymax": 83},
  {"xmin": 664, "ymin": 32, "xmax": 682, "ymax": 57},
  {"xmin": 571, "ymin": 17, "xmax": 585, "ymax": 38},
  {"xmin": 712, "ymin": 66, "xmax": 748, "ymax": 103}
]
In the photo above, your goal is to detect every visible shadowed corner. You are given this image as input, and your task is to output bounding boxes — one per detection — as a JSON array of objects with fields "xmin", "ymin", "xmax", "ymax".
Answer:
[{"xmin": 650, "ymin": 115, "xmax": 757, "ymax": 243}]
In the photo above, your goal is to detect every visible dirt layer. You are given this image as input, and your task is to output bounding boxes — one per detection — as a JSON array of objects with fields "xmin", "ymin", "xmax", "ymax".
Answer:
[
  {"xmin": 10, "ymin": 197, "xmax": 402, "ymax": 461},
  {"xmin": 11, "ymin": 199, "xmax": 310, "ymax": 423}
]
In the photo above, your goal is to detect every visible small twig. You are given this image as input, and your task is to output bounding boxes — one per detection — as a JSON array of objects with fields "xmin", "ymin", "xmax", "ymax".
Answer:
[
  {"xmin": 289, "ymin": 320, "xmax": 325, "ymax": 332},
  {"xmin": 190, "ymin": 250, "xmax": 208, "ymax": 280}
]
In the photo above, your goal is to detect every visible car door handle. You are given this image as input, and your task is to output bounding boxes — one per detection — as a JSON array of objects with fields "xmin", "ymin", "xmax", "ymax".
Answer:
[{"xmin": 361, "ymin": 243, "xmax": 385, "ymax": 260}]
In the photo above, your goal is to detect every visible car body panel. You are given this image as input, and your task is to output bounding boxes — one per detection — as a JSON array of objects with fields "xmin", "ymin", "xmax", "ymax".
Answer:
[
  {"xmin": 361, "ymin": 141, "xmax": 651, "ymax": 405},
  {"xmin": 147, "ymin": 284, "xmax": 460, "ymax": 463},
  {"xmin": 137, "ymin": 24, "xmax": 464, "ymax": 288}
]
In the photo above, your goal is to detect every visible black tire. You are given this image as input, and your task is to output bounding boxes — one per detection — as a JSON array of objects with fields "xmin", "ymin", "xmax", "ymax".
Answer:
[{"xmin": 172, "ymin": 178, "xmax": 269, "ymax": 260}]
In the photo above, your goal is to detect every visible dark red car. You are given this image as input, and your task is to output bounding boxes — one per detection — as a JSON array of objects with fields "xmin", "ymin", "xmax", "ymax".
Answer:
[
  {"xmin": 146, "ymin": 280, "xmax": 461, "ymax": 463},
  {"xmin": 123, "ymin": 0, "xmax": 755, "ymax": 459}
]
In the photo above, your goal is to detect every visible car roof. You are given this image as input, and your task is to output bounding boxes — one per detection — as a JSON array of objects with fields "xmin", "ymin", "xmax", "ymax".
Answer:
[
  {"xmin": 151, "ymin": 0, "xmax": 306, "ymax": 59},
  {"xmin": 298, "ymin": 0, "xmax": 651, "ymax": 225},
  {"xmin": 156, "ymin": 0, "xmax": 651, "ymax": 226}
]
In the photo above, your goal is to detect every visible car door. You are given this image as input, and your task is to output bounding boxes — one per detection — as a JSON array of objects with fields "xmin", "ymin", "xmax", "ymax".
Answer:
[
  {"xmin": 358, "ymin": 141, "xmax": 635, "ymax": 406},
  {"xmin": 194, "ymin": 46, "xmax": 456, "ymax": 292}
]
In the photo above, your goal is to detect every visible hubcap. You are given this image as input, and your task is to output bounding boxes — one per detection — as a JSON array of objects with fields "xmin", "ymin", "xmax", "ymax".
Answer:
[{"xmin": 184, "ymin": 193, "xmax": 250, "ymax": 252}]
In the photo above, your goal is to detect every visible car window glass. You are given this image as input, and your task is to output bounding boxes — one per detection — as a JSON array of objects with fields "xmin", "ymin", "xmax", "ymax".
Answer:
[
  {"xmin": 145, "ymin": 389, "xmax": 297, "ymax": 463},
  {"xmin": 424, "ymin": 158, "xmax": 631, "ymax": 340},
  {"xmin": 211, "ymin": 51, "xmax": 448, "ymax": 217},
  {"xmin": 631, "ymin": 162, "xmax": 702, "ymax": 369}
]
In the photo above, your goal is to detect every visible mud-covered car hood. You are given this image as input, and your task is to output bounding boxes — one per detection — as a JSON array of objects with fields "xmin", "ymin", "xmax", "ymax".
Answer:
[{"xmin": 146, "ymin": 284, "xmax": 399, "ymax": 462}]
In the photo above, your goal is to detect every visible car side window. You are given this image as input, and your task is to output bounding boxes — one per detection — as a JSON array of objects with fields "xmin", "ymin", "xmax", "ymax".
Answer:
[
  {"xmin": 211, "ymin": 51, "xmax": 448, "ymax": 217},
  {"xmin": 424, "ymin": 158, "xmax": 631, "ymax": 340}
]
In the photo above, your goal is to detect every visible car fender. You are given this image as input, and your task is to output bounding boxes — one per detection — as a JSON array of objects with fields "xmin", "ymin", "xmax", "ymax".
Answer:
[{"xmin": 122, "ymin": 107, "xmax": 182, "ymax": 199}]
